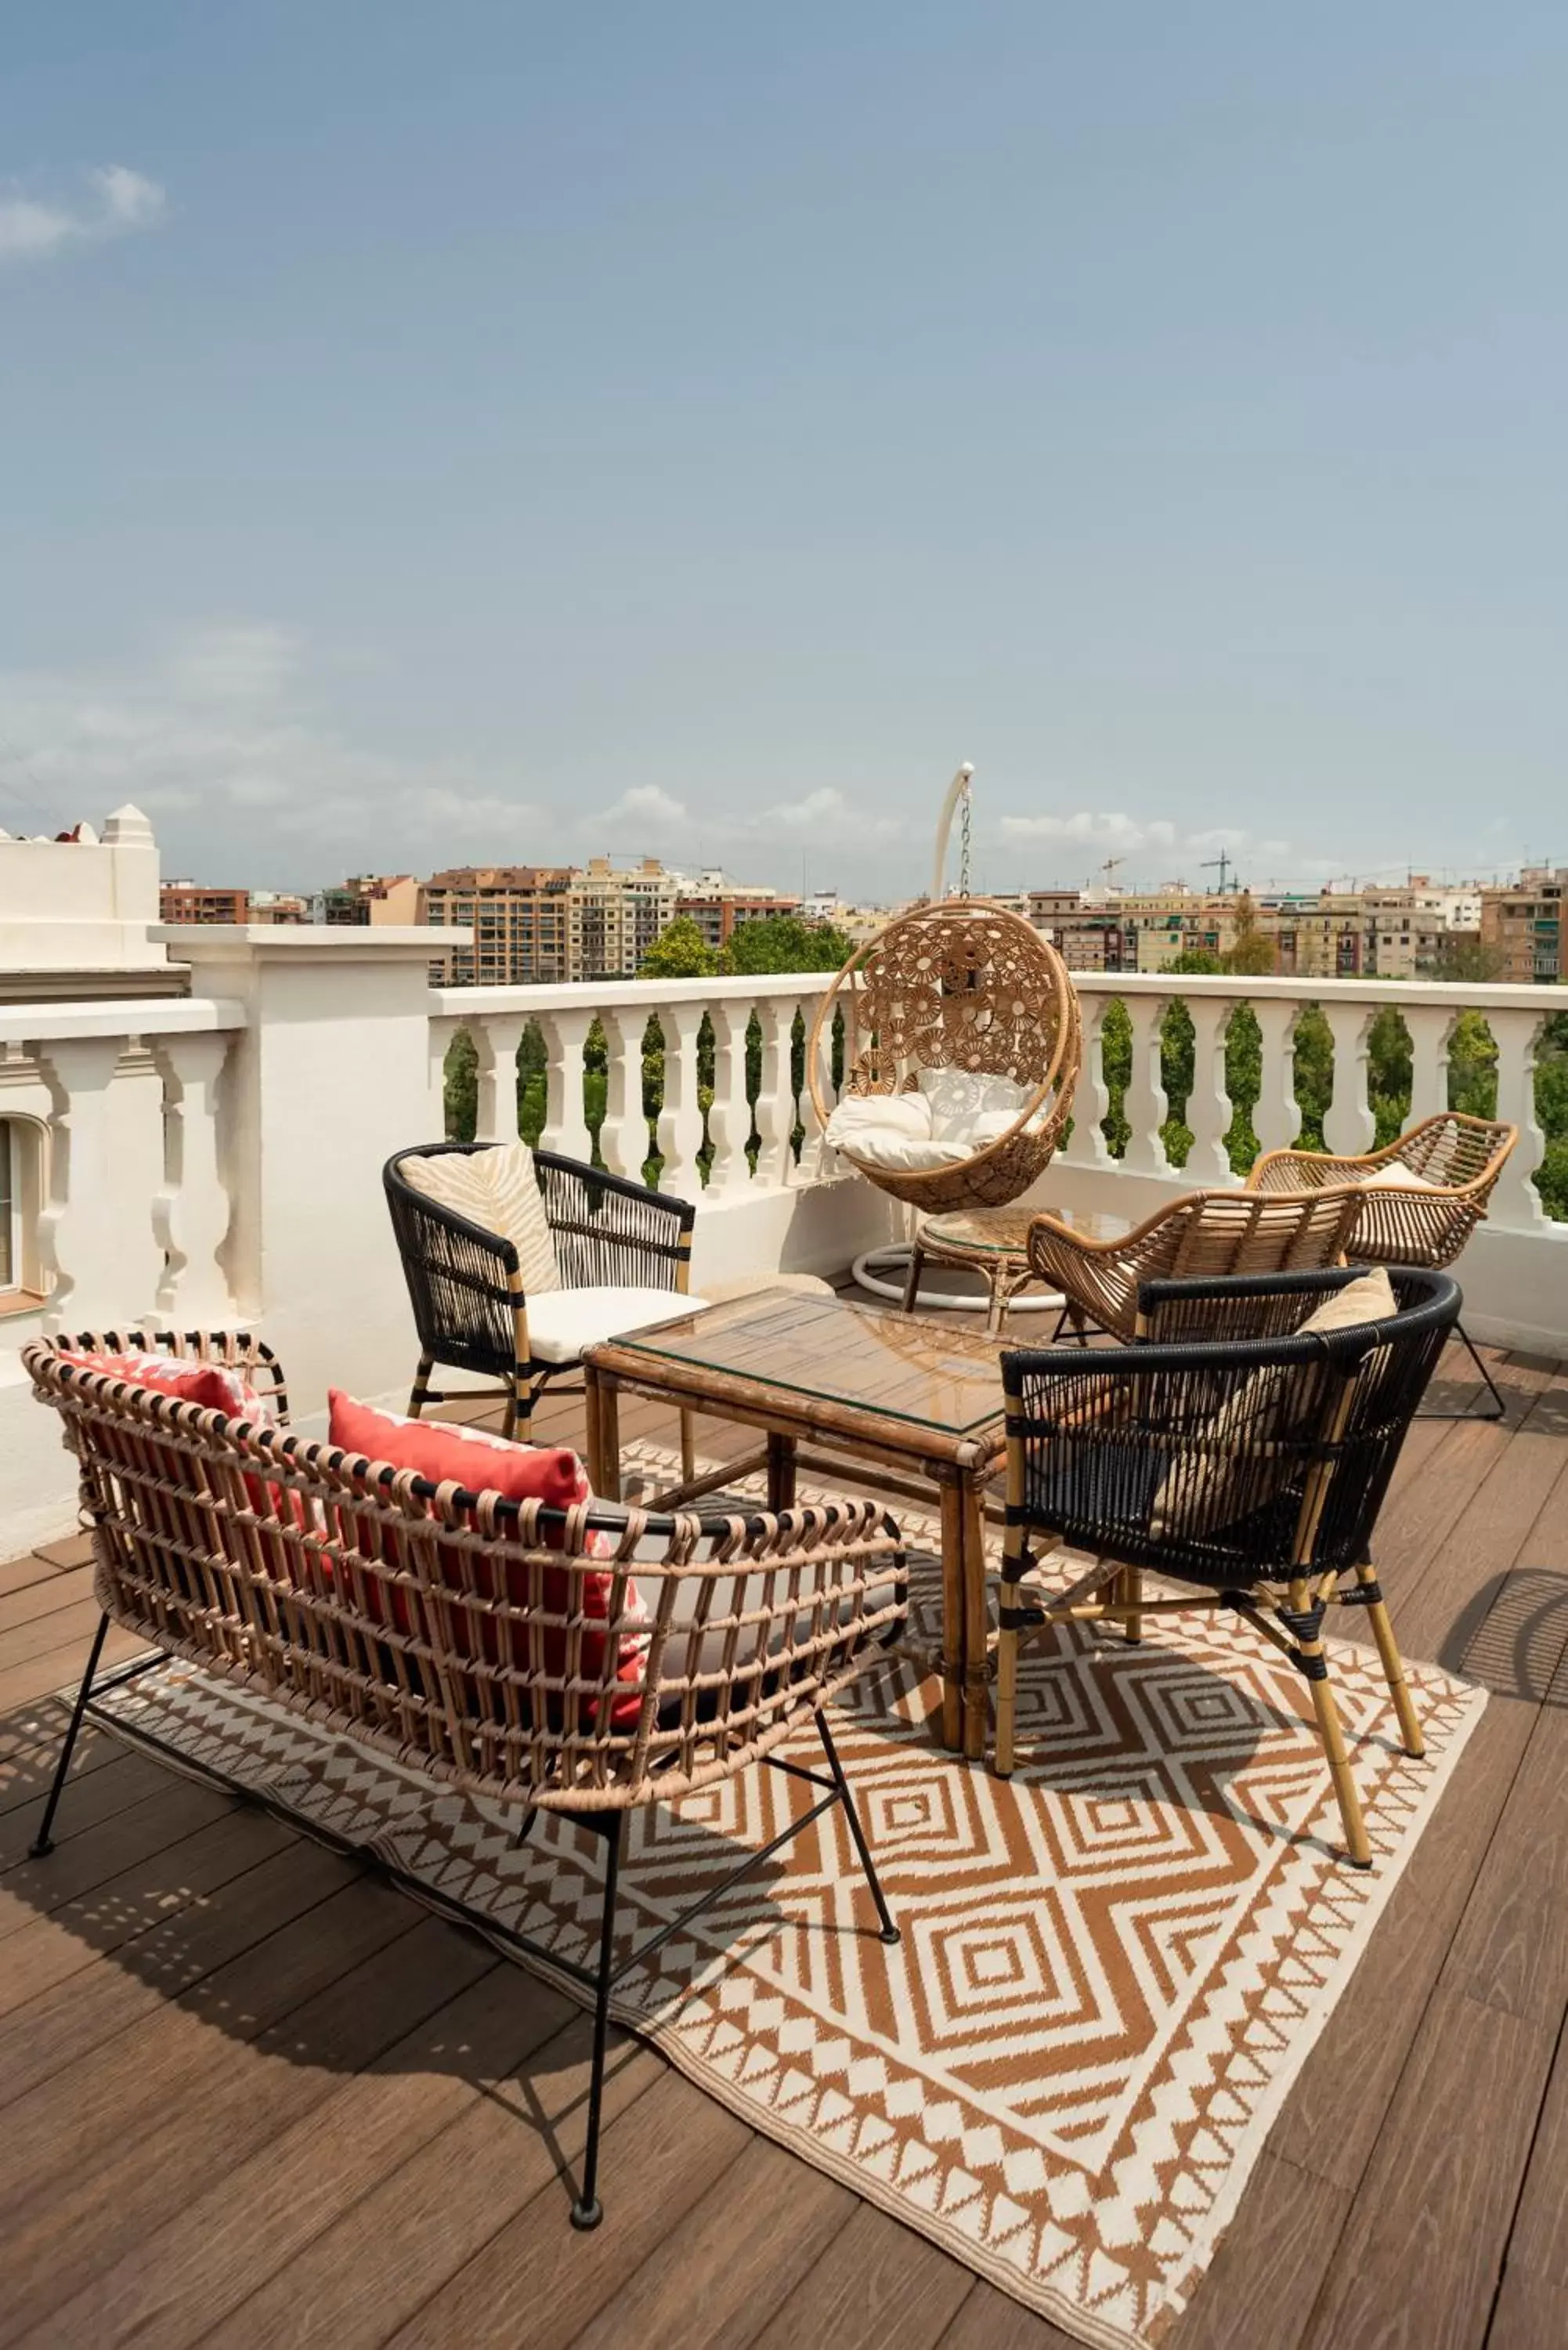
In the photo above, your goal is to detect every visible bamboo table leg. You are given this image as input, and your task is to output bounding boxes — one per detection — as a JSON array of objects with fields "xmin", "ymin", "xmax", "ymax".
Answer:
[
  {"xmin": 937, "ymin": 1480, "xmax": 965, "ymax": 1752},
  {"xmin": 586, "ymin": 1370, "xmax": 621, "ymax": 1502},
  {"xmin": 960, "ymin": 1473, "xmax": 991, "ymax": 1760},
  {"xmin": 767, "ymin": 1431, "xmax": 797, "ymax": 1512}
]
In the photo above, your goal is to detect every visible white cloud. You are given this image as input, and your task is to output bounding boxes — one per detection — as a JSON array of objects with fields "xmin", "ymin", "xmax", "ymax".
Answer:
[
  {"xmin": 0, "ymin": 164, "xmax": 165, "ymax": 266},
  {"xmin": 999, "ymin": 809, "xmax": 1162, "ymax": 848},
  {"xmin": 0, "ymin": 624, "xmax": 540, "ymax": 875},
  {"xmin": 595, "ymin": 783, "xmax": 688, "ymax": 828}
]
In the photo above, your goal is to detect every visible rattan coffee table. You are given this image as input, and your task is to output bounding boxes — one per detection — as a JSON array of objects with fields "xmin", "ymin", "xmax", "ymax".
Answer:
[
  {"xmin": 903, "ymin": 1202, "xmax": 1129, "ymax": 1334},
  {"xmin": 583, "ymin": 1289, "xmax": 1008, "ymax": 1759}
]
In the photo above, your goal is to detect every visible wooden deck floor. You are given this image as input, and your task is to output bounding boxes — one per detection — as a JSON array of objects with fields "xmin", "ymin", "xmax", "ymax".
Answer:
[{"xmin": 2, "ymin": 1313, "xmax": 1567, "ymax": 2349}]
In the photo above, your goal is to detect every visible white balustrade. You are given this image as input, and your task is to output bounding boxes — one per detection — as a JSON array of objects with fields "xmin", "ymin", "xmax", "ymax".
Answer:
[
  {"xmin": 1406, "ymin": 1003, "xmax": 1458, "ymax": 1127},
  {"xmin": 1183, "ymin": 997, "xmax": 1236, "ymax": 1184},
  {"xmin": 150, "ymin": 1030, "xmax": 237, "ymax": 1322},
  {"xmin": 1248, "ymin": 999, "xmax": 1302, "ymax": 1156},
  {"xmin": 1060, "ymin": 995, "xmax": 1112, "ymax": 1170},
  {"xmin": 1490, "ymin": 1010, "xmax": 1546, "ymax": 1230},
  {"xmin": 428, "ymin": 1012, "xmax": 464, "ymax": 1139},
  {"xmin": 750, "ymin": 993, "xmax": 797, "ymax": 1188},
  {"xmin": 654, "ymin": 1001, "xmax": 708, "ymax": 1198},
  {"xmin": 705, "ymin": 999, "xmax": 755, "ymax": 1195},
  {"xmin": 1120, "ymin": 996, "xmax": 1172, "ymax": 1177},
  {"xmin": 537, "ymin": 1005, "xmax": 598, "ymax": 1166},
  {"xmin": 596, "ymin": 1006, "xmax": 652, "ymax": 1181},
  {"xmin": 792, "ymin": 988, "xmax": 835, "ymax": 1185},
  {"xmin": 1321, "ymin": 1005, "xmax": 1378, "ymax": 1159},
  {"xmin": 470, "ymin": 1012, "xmax": 527, "ymax": 1144}
]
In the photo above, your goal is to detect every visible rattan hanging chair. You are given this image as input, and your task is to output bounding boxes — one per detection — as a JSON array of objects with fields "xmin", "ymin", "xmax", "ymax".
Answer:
[{"xmin": 807, "ymin": 895, "xmax": 1082, "ymax": 1216}]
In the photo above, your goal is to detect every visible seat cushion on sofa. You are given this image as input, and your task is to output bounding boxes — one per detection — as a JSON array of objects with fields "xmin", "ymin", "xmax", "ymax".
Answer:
[
  {"xmin": 523, "ymin": 1286, "xmax": 710, "ymax": 1365},
  {"xmin": 402, "ymin": 1143, "xmax": 560, "ymax": 1294},
  {"xmin": 1353, "ymin": 1160, "xmax": 1441, "ymax": 1192},
  {"xmin": 830, "ymin": 1127, "xmax": 971, "ymax": 1173}
]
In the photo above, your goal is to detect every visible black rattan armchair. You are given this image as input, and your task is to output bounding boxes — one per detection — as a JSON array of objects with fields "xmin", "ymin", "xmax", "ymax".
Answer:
[
  {"xmin": 994, "ymin": 1267, "xmax": 1460, "ymax": 1865},
  {"xmin": 385, "ymin": 1143, "xmax": 699, "ymax": 1442}
]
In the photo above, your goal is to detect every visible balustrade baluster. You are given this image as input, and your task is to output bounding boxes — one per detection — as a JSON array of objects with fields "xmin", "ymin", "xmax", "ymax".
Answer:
[
  {"xmin": 150, "ymin": 1031, "xmax": 237, "ymax": 1322},
  {"xmin": 1060, "ymin": 996, "xmax": 1111, "ymax": 1169},
  {"xmin": 537, "ymin": 1007, "xmax": 597, "ymax": 1165},
  {"xmin": 656, "ymin": 1001, "xmax": 708, "ymax": 1198},
  {"xmin": 428, "ymin": 1015, "xmax": 464, "ymax": 1139},
  {"xmin": 1120, "ymin": 996, "xmax": 1171, "ymax": 1176},
  {"xmin": 1322, "ymin": 1005, "xmax": 1377, "ymax": 1158},
  {"xmin": 1183, "ymin": 997, "xmax": 1235, "ymax": 1184},
  {"xmin": 750, "ymin": 994, "xmax": 795, "ymax": 1188},
  {"xmin": 471, "ymin": 1015, "xmax": 526, "ymax": 1144},
  {"xmin": 1250, "ymin": 1000, "xmax": 1302, "ymax": 1157},
  {"xmin": 793, "ymin": 988, "xmax": 834, "ymax": 1185},
  {"xmin": 33, "ymin": 1034, "xmax": 143, "ymax": 1332},
  {"xmin": 1490, "ymin": 1009, "xmax": 1546, "ymax": 1229},
  {"xmin": 706, "ymin": 1000, "xmax": 753, "ymax": 1193},
  {"xmin": 595, "ymin": 1008, "xmax": 652, "ymax": 1181},
  {"xmin": 1406, "ymin": 1004, "xmax": 1457, "ymax": 1126}
]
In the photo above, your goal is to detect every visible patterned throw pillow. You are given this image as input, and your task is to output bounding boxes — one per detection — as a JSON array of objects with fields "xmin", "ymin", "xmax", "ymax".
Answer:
[
  {"xmin": 59, "ymin": 1350, "xmax": 277, "ymax": 1423},
  {"xmin": 401, "ymin": 1143, "xmax": 560, "ymax": 1294}
]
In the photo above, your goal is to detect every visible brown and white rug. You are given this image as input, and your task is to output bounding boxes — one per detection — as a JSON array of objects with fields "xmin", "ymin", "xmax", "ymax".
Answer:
[{"xmin": 77, "ymin": 1444, "xmax": 1485, "ymax": 2350}]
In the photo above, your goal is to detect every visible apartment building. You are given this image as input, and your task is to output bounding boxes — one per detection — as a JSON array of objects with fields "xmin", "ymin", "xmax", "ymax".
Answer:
[
  {"xmin": 161, "ymin": 882, "xmax": 250, "ymax": 925},
  {"xmin": 320, "ymin": 875, "xmax": 421, "ymax": 926},
  {"xmin": 675, "ymin": 873, "xmax": 800, "ymax": 951},
  {"xmin": 1482, "ymin": 869, "xmax": 1566, "ymax": 985},
  {"xmin": 421, "ymin": 867, "xmax": 576, "ymax": 985}
]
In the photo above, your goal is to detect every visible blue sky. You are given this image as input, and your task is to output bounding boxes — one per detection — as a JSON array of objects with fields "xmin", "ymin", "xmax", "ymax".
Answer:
[{"xmin": 2, "ymin": 4, "xmax": 1564, "ymax": 899}]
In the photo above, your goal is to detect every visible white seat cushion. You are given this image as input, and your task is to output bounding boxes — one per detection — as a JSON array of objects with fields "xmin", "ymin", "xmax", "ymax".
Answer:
[
  {"xmin": 825, "ymin": 1090, "xmax": 934, "ymax": 1149},
  {"xmin": 833, "ymin": 1129, "xmax": 971, "ymax": 1173},
  {"xmin": 402, "ymin": 1143, "xmax": 560, "ymax": 1294},
  {"xmin": 525, "ymin": 1286, "xmax": 710, "ymax": 1365}
]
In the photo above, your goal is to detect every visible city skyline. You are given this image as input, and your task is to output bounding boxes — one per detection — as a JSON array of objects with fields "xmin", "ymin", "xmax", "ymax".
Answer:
[{"xmin": 4, "ymin": 7, "xmax": 1566, "ymax": 897}]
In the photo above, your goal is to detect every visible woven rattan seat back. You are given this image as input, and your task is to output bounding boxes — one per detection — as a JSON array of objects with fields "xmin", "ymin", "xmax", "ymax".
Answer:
[
  {"xmin": 806, "ymin": 900, "xmax": 1082, "ymax": 1213},
  {"xmin": 1028, "ymin": 1184, "xmax": 1366, "ymax": 1344},
  {"xmin": 1247, "ymin": 1112, "xmax": 1518, "ymax": 1273},
  {"xmin": 1003, "ymin": 1267, "xmax": 1459, "ymax": 1589},
  {"xmin": 26, "ymin": 1340, "xmax": 905, "ymax": 1814}
]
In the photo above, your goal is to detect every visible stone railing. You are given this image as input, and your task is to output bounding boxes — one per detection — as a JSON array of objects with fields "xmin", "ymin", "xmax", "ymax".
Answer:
[{"xmin": 2, "ymin": 930, "xmax": 1565, "ymax": 1551}]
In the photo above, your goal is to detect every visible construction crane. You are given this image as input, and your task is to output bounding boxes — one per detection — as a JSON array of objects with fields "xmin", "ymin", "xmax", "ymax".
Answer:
[
  {"xmin": 1093, "ymin": 855, "xmax": 1125, "ymax": 893},
  {"xmin": 1201, "ymin": 851, "xmax": 1239, "ymax": 894}
]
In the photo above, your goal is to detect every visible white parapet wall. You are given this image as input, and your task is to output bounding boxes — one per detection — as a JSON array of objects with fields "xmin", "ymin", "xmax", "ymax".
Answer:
[{"xmin": 0, "ymin": 804, "xmax": 169, "ymax": 974}]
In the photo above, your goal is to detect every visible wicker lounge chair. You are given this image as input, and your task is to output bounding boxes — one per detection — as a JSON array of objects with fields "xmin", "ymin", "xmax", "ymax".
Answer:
[
  {"xmin": 1247, "ymin": 1112, "xmax": 1519, "ymax": 1419},
  {"xmin": 24, "ymin": 1331, "xmax": 906, "ymax": 2233},
  {"xmin": 385, "ymin": 1142, "xmax": 701, "ymax": 1444},
  {"xmin": 993, "ymin": 1266, "xmax": 1460, "ymax": 1864},
  {"xmin": 1026, "ymin": 1184, "xmax": 1366, "ymax": 1345}
]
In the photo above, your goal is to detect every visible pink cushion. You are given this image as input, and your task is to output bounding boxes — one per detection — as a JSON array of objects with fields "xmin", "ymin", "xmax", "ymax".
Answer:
[{"xmin": 326, "ymin": 1395, "xmax": 645, "ymax": 1721}]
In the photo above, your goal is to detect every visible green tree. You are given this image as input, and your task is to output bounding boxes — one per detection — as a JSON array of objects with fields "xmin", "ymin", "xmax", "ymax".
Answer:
[
  {"xmin": 443, "ymin": 1029, "xmax": 478, "ymax": 1141},
  {"xmin": 639, "ymin": 916, "xmax": 718, "ymax": 979},
  {"xmin": 1537, "ymin": 1135, "xmax": 1568, "ymax": 1221},
  {"xmin": 720, "ymin": 914, "xmax": 854, "ymax": 976},
  {"xmin": 1448, "ymin": 1011, "xmax": 1498, "ymax": 1119},
  {"xmin": 1367, "ymin": 1007, "xmax": 1412, "ymax": 1147},
  {"xmin": 1223, "ymin": 892, "xmax": 1278, "ymax": 977},
  {"xmin": 1427, "ymin": 933, "xmax": 1505, "ymax": 984}
]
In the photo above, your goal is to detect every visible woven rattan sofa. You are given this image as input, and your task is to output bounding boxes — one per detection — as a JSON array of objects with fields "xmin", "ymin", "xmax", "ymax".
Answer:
[
  {"xmin": 994, "ymin": 1266, "xmax": 1461, "ymax": 1864},
  {"xmin": 24, "ymin": 1330, "xmax": 906, "ymax": 2232}
]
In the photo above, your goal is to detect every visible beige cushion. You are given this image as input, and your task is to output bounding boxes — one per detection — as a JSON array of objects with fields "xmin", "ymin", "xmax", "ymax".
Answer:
[
  {"xmin": 835, "ymin": 1129, "xmax": 971, "ymax": 1173},
  {"xmin": 402, "ymin": 1143, "xmax": 560, "ymax": 1295},
  {"xmin": 1354, "ymin": 1160, "xmax": 1440, "ymax": 1191},
  {"xmin": 1150, "ymin": 1268, "xmax": 1398, "ymax": 1542},
  {"xmin": 524, "ymin": 1285, "xmax": 709, "ymax": 1365},
  {"xmin": 825, "ymin": 1090, "xmax": 933, "ymax": 1149}
]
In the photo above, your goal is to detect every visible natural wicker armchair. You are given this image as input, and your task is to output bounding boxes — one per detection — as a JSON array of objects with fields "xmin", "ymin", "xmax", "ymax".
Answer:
[
  {"xmin": 1247, "ymin": 1112, "xmax": 1519, "ymax": 1419},
  {"xmin": 994, "ymin": 1267, "xmax": 1461, "ymax": 1865},
  {"xmin": 386, "ymin": 1142, "xmax": 700, "ymax": 1443},
  {"xmin": 1027, "ymin": 1184, "xmax": 1366, "ymax": 1345},
  {"xmin": 24, "ymin": 1332, "xmax": 906, "ymax": 2233}
]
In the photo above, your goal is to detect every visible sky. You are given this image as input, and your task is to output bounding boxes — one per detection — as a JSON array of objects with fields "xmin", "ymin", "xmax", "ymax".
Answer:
[{"xmin": 2, "ymin": 3, "xmax": 1565, "ymax": 902}]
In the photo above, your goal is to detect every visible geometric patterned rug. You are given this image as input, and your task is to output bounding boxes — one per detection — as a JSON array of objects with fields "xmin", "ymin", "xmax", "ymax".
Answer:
[{"xmin": 76, "ymin": 1442, "xmax": 1486, "ymax": 2350}]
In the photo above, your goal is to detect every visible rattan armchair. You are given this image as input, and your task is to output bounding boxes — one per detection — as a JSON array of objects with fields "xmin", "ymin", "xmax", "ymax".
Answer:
[
  {"xmin": 1026, "ymin": 1184, "xmax": 1365, "ymax": 1346},
  {"xmin": 993, "ymin": 1267, "xmax": 1459, "ymax": 1864},
  {"xmin": 1247, "ymin": 1112, "xmax": 1519, "ymax": 1419},
  {"xmin": 386, "ymin": 1143, "xmax": 699, "ymax": 1444},
  {"xmin": 24, "ymin": 1333, "xmax": 906, "ymax": 2233}
]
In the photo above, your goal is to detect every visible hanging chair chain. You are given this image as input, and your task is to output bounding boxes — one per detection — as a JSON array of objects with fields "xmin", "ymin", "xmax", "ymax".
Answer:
[{"xmin": 959, "ymin": 784, "xmax": 972, "ymax": 898}]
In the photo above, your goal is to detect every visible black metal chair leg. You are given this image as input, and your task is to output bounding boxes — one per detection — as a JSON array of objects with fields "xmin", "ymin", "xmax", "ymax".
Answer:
[
  {"xmin": 815, "ymin": 1711, "xmax": 899, "ymax": 1947},
  {"xmin": 570, "ymin": 1813, "xmax": 623, "ymax": 2232},
  {"xmin": 30, "ymin": 1611, "xmax": 110, "ymax": 1858},
  {"xmin": 1419, "ymin": 1321, "xmax": 1507, "ymax": 1422}
]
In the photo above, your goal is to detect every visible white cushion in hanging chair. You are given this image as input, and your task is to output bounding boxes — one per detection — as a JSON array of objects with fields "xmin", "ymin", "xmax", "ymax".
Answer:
[
  {"xmin": 824, "ymin": 1089, "xmax": 970, "ymax": 1172},
  {"xmin": 918, "ymin": 1068, "xmax": 1053, "ymax": 1150}
]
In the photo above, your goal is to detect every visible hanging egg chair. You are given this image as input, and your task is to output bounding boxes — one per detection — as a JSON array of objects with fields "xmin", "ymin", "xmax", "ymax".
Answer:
[{"xmin": 806, "ymin": 765, "xmax": 1082, "ymax": 1221}]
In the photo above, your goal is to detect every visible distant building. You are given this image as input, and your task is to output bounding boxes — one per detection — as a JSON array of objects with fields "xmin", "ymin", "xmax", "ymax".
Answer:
[
  {"xmin": 161, "ymin": 881, "xmax": 251, "ymax": 926},
  {"xmin": 1482, "ymin": 869, "xmax": 1566, "ymax": 985},
  {"xmin": 2, "ymin": 806, "xmax": 180, "ymax": 1002},
  {"xmin": 675, "ymin": 874, "xmax": 800, "ymax": 951},
  {"xmin": 421, "ymin": 866, "xmax": 577, "ymax": 985},
  {"xmin": 247, "ymin": 890, "xmax": 312, "ymax": 925},
  {"xmin": 321, "ymin": 875, "xmax": 421, "ymax": 927}
]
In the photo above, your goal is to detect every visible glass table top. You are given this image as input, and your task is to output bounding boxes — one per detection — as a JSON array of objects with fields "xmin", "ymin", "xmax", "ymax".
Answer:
[
  {"xmin": 921, "ymin": 1202, "xmax": 1130, "ymax": 1256},
  {"xmin": 599, "ymin": 1289, "xmax": 1009, "ymax": 1439}
]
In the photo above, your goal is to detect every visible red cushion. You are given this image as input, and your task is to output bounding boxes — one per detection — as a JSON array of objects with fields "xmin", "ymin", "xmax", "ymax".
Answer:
[
  {"xmin": 60, "ymin": 1350, "xmax": 273, "ymax": 1422},
  {"xmin": 326, "ymin": 1395, "xmax": 645, "ymax": 1722}
]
